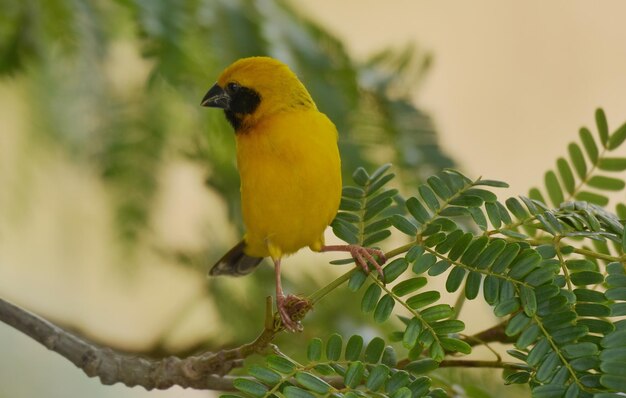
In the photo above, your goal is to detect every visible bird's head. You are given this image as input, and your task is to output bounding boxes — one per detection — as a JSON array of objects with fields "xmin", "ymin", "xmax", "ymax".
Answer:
[{"xmin": 201, "ymin": 57, "xmax": 315, "ymax": 132}]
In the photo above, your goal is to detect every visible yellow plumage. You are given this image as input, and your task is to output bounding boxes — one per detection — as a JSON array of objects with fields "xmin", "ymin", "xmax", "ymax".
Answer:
[
  {"xmin": 237, "ymin": 109, "xmax": 342, "ymax": 258},
  {"xmin": 210, "ymin": 56, "xmax": 342, "ymax": 261},
  {"xmin": 203, "ymin": 57, "xmax": 383, "ymax": 330}
]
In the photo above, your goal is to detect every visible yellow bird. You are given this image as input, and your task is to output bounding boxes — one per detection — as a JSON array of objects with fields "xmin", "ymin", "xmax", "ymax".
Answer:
[{"xmin": 202, "ymin": 57, "xmax": 385, "ymax": 331}]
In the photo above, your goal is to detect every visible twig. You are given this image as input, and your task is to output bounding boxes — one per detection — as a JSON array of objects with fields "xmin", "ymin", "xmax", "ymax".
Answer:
[{"xmin": 0, "ymin": 297, "xmax": 277, "ymax": 390}]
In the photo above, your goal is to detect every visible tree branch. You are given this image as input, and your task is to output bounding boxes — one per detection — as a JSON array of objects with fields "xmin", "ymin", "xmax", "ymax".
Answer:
[{"xmin": 0, "ymin": 297, "xmax": 278, "ymax": 390}]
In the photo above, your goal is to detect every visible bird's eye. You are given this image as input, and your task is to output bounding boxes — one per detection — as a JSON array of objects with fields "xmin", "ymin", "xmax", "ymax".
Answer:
[{"xmin": 227, "ymin": 82, "xmax": 241, "ymax": 93}]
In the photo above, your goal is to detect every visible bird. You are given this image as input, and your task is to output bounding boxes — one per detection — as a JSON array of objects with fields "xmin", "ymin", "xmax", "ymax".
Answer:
[{"xmin": 201, "ymin": 56, "xmax": 385, "ymax": 331}]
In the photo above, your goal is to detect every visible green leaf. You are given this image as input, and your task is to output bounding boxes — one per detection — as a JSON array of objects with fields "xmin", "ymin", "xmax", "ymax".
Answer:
[
  {"xmin": 527, "ymin": 338, "xmax": 550, "ymax": 366},
  {"xmin": 407, "ymin": 291, "xmax": 440, "ymax": 309},
  {"xmin": 598, "ymin": 157, "xmax": 626, "ymax": 171},
  {"xmin": 381, "ymin": 346, "xmax": 397, "ymax": 367},
  {"xmin": 406, "ymin": 197, "xmax": 430, "ymax": 224},
  {"xmin": 405, "ymin": 358, "xmax": 439, "ymax": 374},
  {"xmin": 427, "ymin": 260, "xmax": 452, "ymax": 276},
  {"xmin": 367, "ymin": 173, "xmax": 395, "ymax": 196},
  {"xmin": 267, "ymin": 355, "xmax": 296, "ymax": 373},
  {"xmin": 365, "ymin": 364, "xmax": 389, "ymax": 391},
  {"xmin": 475, "ymin": 239, "xmax": 506, "ymax": 269},
  {"xmin": 464, "ymin": 271, "xmax": 482, "ymax": 299},
  {"xmin": 248, "ymin": 365, "xmax": 282, "ymax": 385},
  {"xmin": 383, "ymin": 258, "xmax": 409, "ymax": 283},
  {"xmin": 403, "ymin": 318, "xmax": 422, "ymax": 349},
  {"xmin": 386, "ymin": 370, "xmax": 410, "ymax": 394},
  {"xmin": 374, "ymin": 294, "xmax": 395, "ymax": 323},
  {"xmin": 469, "ymin": 207, "xmax": 488, "ymax": 230},
  {"xmin": 575, "ymin": 190, "xmax": 609, "ymax": 206},
  {"xmin": 491, "ymin": 243, "xmax": 521, "ymax": 273},
  {"xmin": 562, "ymin": 342, "xmax": 598, "ymax": 359},
  {"xmin": 483, "ymin": 275, "xmax": 500, "ymax": 305},
  {"xmin": 427, "ymin": 176, "xmax": 452, "ymax": 199},
  {"xmin": 508, "ymin": 249, "xmax": 541, "ymax": 279},
  {"xmin": 576, "ymin": 302, "xmax": 610, "ymax": 317},
  {"xmin": 363, "ymin": 230, "xmax": 391, "ymax": 247},
  {"xmin": 295, "ymin": 372, "xmax": 331, "ymax": 394},
  {"xmin": 440, "ymin": 337, "xmax": 471, "ymax": 354},
  {"xmin": 435, "ymin": 229, "xmax": 463, "ymax": 254},
  {"xmin": 448, "ymin": 232, "xmax": 473, "ymax": 261},
  {"xmin": 413, "ymin": 253, "xmax": 437, "ymax": 274},
  {"xmin": 464, "ymin": 188, "xmax": 498, "ymax": 202},
  {"xmin": 580, "ymin": 127, "xmax": 599, "ymax": 163},
  {"xmin": 419, "ymin": 185, "xmax": 440, "ymax": 211},
  {"xmin": 608, "ymin": 121, "xmax": 626, "ymax": 150},
  {"xmin": 600, "ymin": 375, "xmax": 626, "ymax": 392},
  {"xmin": 369, "ymin": 163, "xmax": 393, "ymax": 182},
  {"xmin": 352, "ymin": 167, "xmax": 370, "ymax": 186},
  {"xmin": 519, "ymin": 286, "xmax": 537, "ymax": 316},
  {"xmin": 438, "ymin": 206, "xmax": 471, "ymax": 217},
  {"xmin": 587, "ymin": 175, "xmax": 626, "ymax": 191},
  {"xmin": 391, "ymin": 214, "xmax": 418, "ymax": 236},
  {"xmin": 326, "ymin": 334, "xmax": 343, "ymax": 361},
  {"xmin": 365, "ymin": 337, "xmax": 385, "ymax": 363},
  {"xmin": 348, "ymin": 270, "xmax": 367, "ymax": 291},
  {"xmin": 494, "ymin": 297, "xmax": 520, "ymax": 317},
  {"xmin": 532, "ymin": 385, "xmax": 565, "ymax": 398},
  {"xmin": 504, "ymin": 371, "xmax": 531, "ymax": 385},
  {"xmin": 392, "ymin": 277, "xmax": 427, "ymax": 296},
  {"xmin": 568, "ymin": 142, "xmax": 587, "ymax": 179},
  {"xmin": 445, "ymin": 266, "xmax": 466, "ymax": 293},
  {"xmin": 485, "ymin": 202, "xmax": 502, "ymax": 229},
  {"xmin": 596, "ymin": 108, "xmax": 609, "ymax": 147},
  {"xmin": 423, "ymin": 232, "xmax": 446, "ymax": 247},
  {"xmin": 361, "ymin": 284, "xmax": 382, "ymax": 313},
  {"xmin": 364, "ymin": 197, "xmax": 394, "ymax": 221},
  {"xmin": 428, "ymin": 341, "xmax": 445, "ymax": 362},
  {"xmin": 601, "ymin": 330, "xmax": 626, "ymax": 348},
  {"xmin": 557, "ymin": 158, "xmax": 576, "ymax": 194},
  {"xmin": 505, "ymin": 197, "xmax": 529, "ymax": 220},
  {"xmin": 516, "ymin": 324, "xmax": 540, "ymax": 349},
  {"xmin": 421, "ymin": 304, "xmax": 453, "ymax": 322},
  {"xmin": 431, "ymin": 319, "xmax": 465, "ymax": 335},
  {"xmin": 340, "ymin": 198, "xmax": 362, "ymax": 211},
  {"xmin": 343, "ymin": 186, "xmax": 365, "ymax": 198},
  {"xmin": 284, "ymin": 386, "xmax": 315, "ymax": 398},
  {"xmin": 505, "ymin": 312, "xmax": 531, "ymax": 336},
  {"xmin": 570, "ymin": 271, "xmax": 604, "ymax": 286},
  {"xmin": 474, "ymin": 179, "xmax": 509, "ymax": 188},
  {"xmin": 233, "ymin": 379, "xmax": 268, "ymax": 397},
  {"xmin": 450, "ymin": 195, "xmax": 483, "ymax": 207},
  {"xmin": 545, "ymin": 170, "xmax": 564, "ymax": 206},
  {"xmin": 364, "ymin": 218, "xmax": 392, "ymax": 236},
  {"xmin": 407, "ymin": 376, "xmax": 431, "ymax": 397},
  {"xmin": 307, "ymin": 338, "xmax": 323, "ymax": 362},
  {"xmin": 332, "ymin": 219, "xmax": 359, "ymax": 244},
  {"xmin": 345, "ymin": 335, "xmax": 363, "ymax": 361}
]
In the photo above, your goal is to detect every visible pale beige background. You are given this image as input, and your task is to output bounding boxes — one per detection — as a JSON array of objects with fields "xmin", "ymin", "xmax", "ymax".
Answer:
[{"xmin": 1, "ymin": 1, "xmax": 626, "ymax": 397}]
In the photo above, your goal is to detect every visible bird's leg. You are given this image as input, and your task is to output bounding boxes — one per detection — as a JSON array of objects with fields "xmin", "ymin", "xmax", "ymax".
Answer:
[
  {"xmin": 273, "ymin": 258, "xmax": 301, "ymax": 332},
  {"xmin": 321, "ymin": 245, "xmax": 386, "ymax": 279}
]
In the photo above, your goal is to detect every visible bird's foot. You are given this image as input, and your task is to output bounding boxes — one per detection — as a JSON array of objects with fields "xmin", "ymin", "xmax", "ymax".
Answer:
[
  {"xmin": 348, "ymin": 245, "xmax": 386, "ymax": 280},
  {"xmin": 276, "ymin": 294, "xmax": 312, "ymax": 332}
]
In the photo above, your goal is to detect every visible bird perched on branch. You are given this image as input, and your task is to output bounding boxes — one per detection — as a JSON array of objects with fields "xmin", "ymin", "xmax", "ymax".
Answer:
[{"xmin": 202, "ymin": 56, "xmax": 385, "ymax": 331}]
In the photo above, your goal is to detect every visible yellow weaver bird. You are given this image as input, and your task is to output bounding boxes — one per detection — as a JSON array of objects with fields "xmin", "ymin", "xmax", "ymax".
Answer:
[{"xmin": 201, "ymin": 57, "xmax": 385, "ymax": 331}]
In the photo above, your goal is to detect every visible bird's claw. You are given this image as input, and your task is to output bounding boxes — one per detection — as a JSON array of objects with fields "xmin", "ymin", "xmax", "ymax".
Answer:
[
  {"xmin": 349, "ymin": 245, "xmax": 386, "ymax": 280},
  {"xmin": 276, "ymin": 294, "xmax": 311, "ymax": 332}
]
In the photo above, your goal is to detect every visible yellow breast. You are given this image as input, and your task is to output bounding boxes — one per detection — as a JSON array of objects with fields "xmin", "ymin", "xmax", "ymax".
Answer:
[{"xmin": 236, "ymin": 109, "xmax": 342, "ymax": 259}]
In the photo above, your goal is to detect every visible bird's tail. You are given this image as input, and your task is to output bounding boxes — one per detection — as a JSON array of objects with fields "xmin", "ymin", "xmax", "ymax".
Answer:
[{"xmin": 210, "ymin": 240, "xmax": 264, "ymax": 276}]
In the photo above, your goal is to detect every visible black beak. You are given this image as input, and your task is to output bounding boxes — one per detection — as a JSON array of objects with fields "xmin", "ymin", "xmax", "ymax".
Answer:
[{"xmin": 201, "ymin": 83, "xmax": 231, "ymax": 109}]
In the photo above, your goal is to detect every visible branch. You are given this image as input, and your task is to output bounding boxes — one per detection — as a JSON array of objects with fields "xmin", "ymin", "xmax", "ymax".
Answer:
[{"xmin": 0, "ymin": 297, "xmax": 278, "ymax": 390}]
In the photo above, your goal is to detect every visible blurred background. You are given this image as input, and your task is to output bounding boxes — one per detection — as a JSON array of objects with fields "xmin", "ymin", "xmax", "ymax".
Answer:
[{"xmin": 1, "ymin": 0, "xmax": 625, "ymax": 397}]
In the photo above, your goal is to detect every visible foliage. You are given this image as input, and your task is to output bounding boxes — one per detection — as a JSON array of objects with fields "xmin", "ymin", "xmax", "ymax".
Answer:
[
  {"xmin": 226, "ymin": 109, "xmax": 626, "ymax": 398},
  {"xmin": 0, "ymin": 0, "xmax": 453, "ymax": 242}
]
